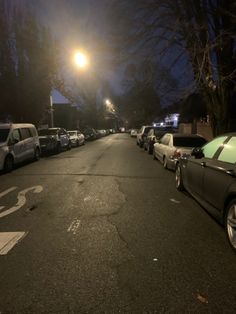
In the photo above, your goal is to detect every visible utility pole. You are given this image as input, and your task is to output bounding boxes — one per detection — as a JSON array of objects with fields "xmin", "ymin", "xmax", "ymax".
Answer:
[{"xmin": 50, "ymin": 95, "xmax": 54, "ymax": 128}]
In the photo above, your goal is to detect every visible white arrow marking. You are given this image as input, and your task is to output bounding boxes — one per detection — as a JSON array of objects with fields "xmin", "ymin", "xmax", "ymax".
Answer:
[
  {"xmin": 0, "ymin": 187, "xmax": 17, "ymax": 199},
  {"xmin": 0, "ymin": 186, "xmax": 43, "ymax": 219},
  {"xmin": 0, "ymin": 232, "xmax": 27, "ymax": 255}
]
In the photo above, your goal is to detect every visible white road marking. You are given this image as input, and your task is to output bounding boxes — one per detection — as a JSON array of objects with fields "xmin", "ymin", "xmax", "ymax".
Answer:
[
  {"xmin": 67, "ymin": 219, "xmax": 81, "ymax": 235},
  {"xmin": 170, "ymin": 198, "xmax": 180, "ymax": 204},
  {"xmin": 0, "ymin": 187, "xmax": 17, "ymax": 199},
  {"xmin": 84, "ymin": 196, "xmax": 92, "ymax": 202},
  {"xmin": 0, "ymin": 232, "xmax": 27, "ymax": 255},
  {"xmin": 0, "ymin": 185, "xmax": 43, "ymax": 219}
]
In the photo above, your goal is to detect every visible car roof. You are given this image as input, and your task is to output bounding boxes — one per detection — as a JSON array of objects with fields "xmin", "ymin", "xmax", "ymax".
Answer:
[
  {"xmin": 170, "ymin": 133, "xmax": 205, "ymax": 138},
  {"xmin": 0, "ymin": 123, "xmax": 35, "ymax": 129}
]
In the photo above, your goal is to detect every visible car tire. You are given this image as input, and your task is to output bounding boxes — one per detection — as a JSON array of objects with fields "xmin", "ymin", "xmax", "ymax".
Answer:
[
  {"xmin": 34, "ymin": 147, "xmax": 40, "ymax": 161},
  {"xmin": 4, "ymin": 155, "xmax": 14, "ymax": 172},
  {"xmin": 76, "ymin": 140, "xmax": 79, "ymax": 147},
  {"xmin": 148, "ymin": 145, "xmax": 152, "ymax": 155},
  {"xmin": 225, "ymin": 199, "xmax": 236, "ymax": 252},
  {"xmin": 153, "ymin": 151, "xmax": 157, "ymax": 160},
  {"xmin": 67, "ymin": 142, "xmax": 71, "ymax": 150},
  {"xmin": 175, "ymin": 164, "xmax": 185, "ymax": 191},
  {"xmin": 144, "ymin": 143, "xmax": 147, "ymax": 151},
  {"xmin": 56, "ymin": 143, "xmax": 61, "ymax": 154},
  {"xmin": 163, "ymin": 156, "xmax": 168, "ymax": 169}
]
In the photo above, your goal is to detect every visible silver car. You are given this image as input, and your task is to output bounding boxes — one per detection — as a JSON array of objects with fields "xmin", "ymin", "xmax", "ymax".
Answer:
[
  {"xmin": 0, "ymin": 123, "xmax": 40, "ymax": 172},
  {"xmin": 68, "ymin": 130, "xmax": 85, "ymax": 147},
  {"xmin": 153, "ymin": 133, "xmax": 207, "ymax": 170}
]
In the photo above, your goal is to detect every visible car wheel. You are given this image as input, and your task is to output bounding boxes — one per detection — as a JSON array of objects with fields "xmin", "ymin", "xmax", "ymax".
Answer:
[
  {"xmin": 225, "ymin": 199, "xmax": 236, "ymax": 252},
  {"xmin": 67, "ymin": 142, "xmax": 71, "ymax": 150},
  {"xmin": 144, "ymin": 143, "xmax": 147, "ymax": 151},
  {"xmin": 76, "ymin": 140, "xmax": 79, "ymax": 147},
  {"xmin": 163, "ymin": 156, "xmax": 168, "ymax": 169},
  {"xmin": 4, "ymin": 155, "xmax": 14, "ymax": 172},
  {"xmin": 136, "ymin": 141, "xmax": 139, "ymax": 146},
  {"xmin": 153, "ymin": 151, "xmax": 157, "ymax": 160},
  {"xmin": 175, "ymin": 164, "xmax": 184, "ymax": 191},
  {"xmin": 34, "ymin": 147, "xmax": 40, "ymax": 161}
]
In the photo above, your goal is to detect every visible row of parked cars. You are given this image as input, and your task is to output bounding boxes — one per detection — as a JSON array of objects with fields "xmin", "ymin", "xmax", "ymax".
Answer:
[
  {"xmin": 133, "ymin": 125, "xmax": 236, "ymax": 253},
  {"xmin": 0, "ymin": 123, "xmax": 115, "ymax": 173}
]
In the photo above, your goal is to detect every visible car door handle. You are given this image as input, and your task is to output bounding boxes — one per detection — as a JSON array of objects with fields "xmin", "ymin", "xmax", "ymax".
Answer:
[
  {"xmin": 200, "ymin": 162, "xmax": 206, "ymax": 167},
  {"xmin": 226, "ymin": 169, "xmax": 236, "ymax": 177}
]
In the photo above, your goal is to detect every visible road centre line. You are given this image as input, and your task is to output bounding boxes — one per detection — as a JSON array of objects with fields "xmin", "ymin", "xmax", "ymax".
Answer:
[
  {"xmin": 0, "ymin": 232, "xmax": 27, "ymax": 255},
  {"xmin": 0, "ymin": 187, "xmax": 17, "ymax": 199}
]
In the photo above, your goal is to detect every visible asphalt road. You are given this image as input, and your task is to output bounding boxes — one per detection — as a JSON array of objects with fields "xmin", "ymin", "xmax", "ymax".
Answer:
[{"xmin": 0, "ymin": 133, "xmax": 235, "ymax": 313}]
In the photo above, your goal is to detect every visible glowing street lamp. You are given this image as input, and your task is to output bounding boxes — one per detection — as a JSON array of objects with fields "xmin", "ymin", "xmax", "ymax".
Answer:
[{"xmin": 74, "ymin": 51, "xmax": 88, "ymax": 68}]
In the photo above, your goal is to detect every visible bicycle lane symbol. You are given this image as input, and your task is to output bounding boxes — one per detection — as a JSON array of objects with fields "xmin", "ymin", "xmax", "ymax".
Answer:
[{"xmin": 0, "ymin": 186, "xmax": 43, "ymax": 219}]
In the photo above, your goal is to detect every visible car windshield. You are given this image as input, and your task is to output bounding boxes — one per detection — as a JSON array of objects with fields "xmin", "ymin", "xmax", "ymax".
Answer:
[
  {"xmin": 38, "ymin": 129, "xmax": 57, "ymax": 136},
  {"xmin": 0, "ymin": 128, "xmax": 10, "ymax": 142},
  {"xmin": 68, "ymin": 131, "xmax": 77, "ymax": 136},
  {"xmin": 173, "ymin": 137, "xmax": 206, "ymax": 147}
]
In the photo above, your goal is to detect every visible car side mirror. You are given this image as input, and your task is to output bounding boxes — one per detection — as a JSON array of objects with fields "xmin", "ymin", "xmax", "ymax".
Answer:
[{"xmin": 191, "ymin": 147, "xmax": 204, "ymax": 159}]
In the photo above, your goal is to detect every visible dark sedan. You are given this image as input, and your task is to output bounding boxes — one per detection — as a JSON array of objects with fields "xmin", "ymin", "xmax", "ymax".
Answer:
[{"xmin": 175, "ymin": 133, "xmax": 236, "ymax": 252}]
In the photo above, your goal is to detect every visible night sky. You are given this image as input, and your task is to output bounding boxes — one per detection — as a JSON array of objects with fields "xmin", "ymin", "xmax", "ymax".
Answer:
[{"xmin": 12, "ymin": 0, "xmax": 192, "ymax": 106}]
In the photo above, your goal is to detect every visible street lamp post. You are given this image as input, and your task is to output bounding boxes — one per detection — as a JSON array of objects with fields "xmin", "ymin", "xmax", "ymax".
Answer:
[
  {"xmin": 49, "ymin": 94, "xmax": 54, "ymax": 128},
  {"xmin": 48, "ymin": 51, "xmax": 88, "ymax": 129}
]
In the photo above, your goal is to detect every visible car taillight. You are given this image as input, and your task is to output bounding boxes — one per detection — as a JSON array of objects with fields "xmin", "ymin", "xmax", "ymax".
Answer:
[{"xmin": 173, "ymin": 149, "xmax": 181, "ymax": 159}]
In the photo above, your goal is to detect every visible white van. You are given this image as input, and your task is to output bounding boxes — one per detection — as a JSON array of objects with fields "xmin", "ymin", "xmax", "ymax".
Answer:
[{"xmin": 0, "ymin": 123, "xmax": 40, "ymax": 172}]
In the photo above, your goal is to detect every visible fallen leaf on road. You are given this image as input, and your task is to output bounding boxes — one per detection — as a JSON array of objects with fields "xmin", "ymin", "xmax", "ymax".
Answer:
[{"xmin": 197, "ymin": 293, "xmax": 208, "ymax": 304}]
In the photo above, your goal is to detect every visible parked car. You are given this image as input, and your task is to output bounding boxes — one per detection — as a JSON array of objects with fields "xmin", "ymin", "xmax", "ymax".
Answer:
[
  {"xmin": 153, "ymin": 133, "xmax": 207, "ymax": 170},
  {"xmin": 38, "ymin": 128, "xmax": 71, "ymax": 154},
  {"xmin": 130, "ymin": 129, "xmax": 138, "ymax": 137},
  {"xmin": 67, "ymin": 130, "xmax": 85, "ymax": 147},
  {"xmin": 136, "ymin": 125, "xmax": 153, "ymax": 147},
  {"xmin": 83, "ymin": 128, "xmax": 98, "ymax": 141},
  {"xmin": 96, "ymin": 129, "xmax": 106, "ymax": 137},
  {"xmin": 175, "ymin": 133, "xmax": 236, "ymax": 252},
  {"xmin": 0, "ymin": 123, "xmax": 40, "ymax": 172},
  {"xmin": 144, "ymin": 127, "xmax": 177, "ymax": 154}
]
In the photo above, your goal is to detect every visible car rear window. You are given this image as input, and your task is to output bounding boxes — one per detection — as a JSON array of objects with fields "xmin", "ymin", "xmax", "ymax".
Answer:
[
  {"xmin": 173, "ymin": 137, "xmax": 206, "ymax": 147},
  {"xmin": 0, "ymin": 128, "xmax": 10, "ymax": 142},
  {"xmin": 154, "ymin": 130, "xmax": 167, "ymax": 138},
  {"xmin": 68, "ymin": 131, "xmax": 77, "ymax": 136},
  {"xmin": 38, "ymin": 129, "xmax": 57, "ymax": 136},
  {"xmin": 144, "ymin": 127, "xmax": 152, "ymax": 134}
]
